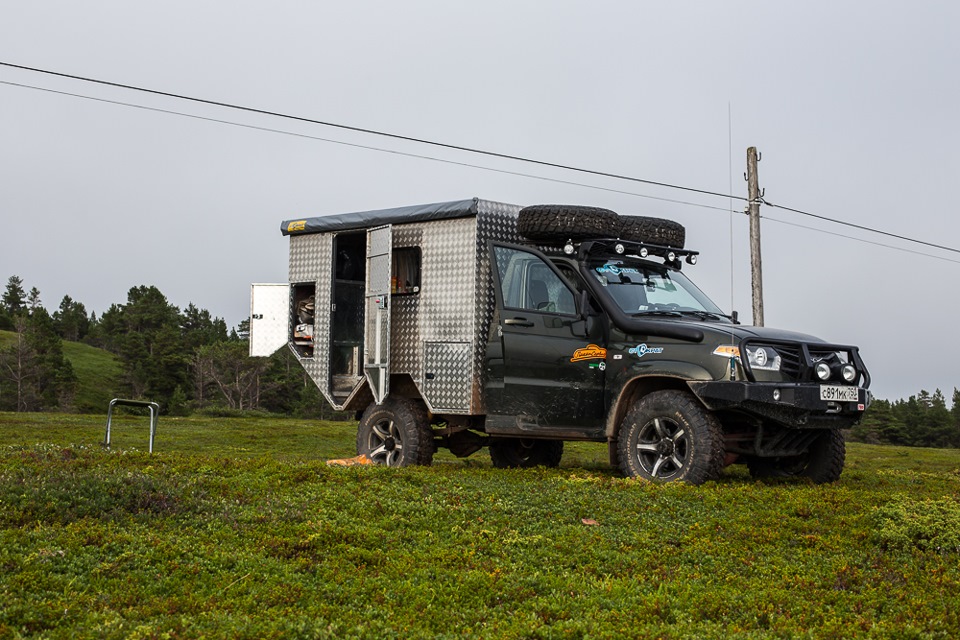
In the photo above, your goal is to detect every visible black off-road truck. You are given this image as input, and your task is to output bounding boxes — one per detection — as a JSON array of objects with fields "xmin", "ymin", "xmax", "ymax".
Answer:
[{"xmin": 252, "ymin": 199, "xmax": 871, "ymax": 484}]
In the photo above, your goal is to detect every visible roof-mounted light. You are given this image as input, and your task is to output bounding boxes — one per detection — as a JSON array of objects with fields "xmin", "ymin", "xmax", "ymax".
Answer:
[
  {"xmin": 563, "ymin": 242, "xmax": 575, "ymax": 255},
  {"xmin": 686, "ymin": 254, "xmax": 698, "ymax": 265},
  {"xmin": 614, "ymin": 242, "xmax": 625, "ymax": 254},
  {"xmin": 639, "ymin": 247, "xmax": 649, "ymax": 258}
]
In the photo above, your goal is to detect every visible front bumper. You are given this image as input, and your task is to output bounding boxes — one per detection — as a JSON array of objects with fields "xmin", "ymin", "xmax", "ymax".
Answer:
[{"xmin": 688, "ymin": 381, "xmax": 871, "ymax": 429}]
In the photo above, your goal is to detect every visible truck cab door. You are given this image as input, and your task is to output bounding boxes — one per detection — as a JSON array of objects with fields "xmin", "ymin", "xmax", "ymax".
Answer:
[
  {"xmin": 486, "ymin": 243, "xmax": 606, "ymax": 434},
  {"xmin": 364, "ymin": 225, "xmax": 392, "ymax": 404}
]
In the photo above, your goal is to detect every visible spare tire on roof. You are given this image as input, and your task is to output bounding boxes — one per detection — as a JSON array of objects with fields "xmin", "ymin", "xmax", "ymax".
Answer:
[
  {"xmin": 518, "ymin": 204, "xmax": 620, "ymax": 242},
  {"xmin": 618, "ymin": 215, "xmax": 685, "ymax": 249}
]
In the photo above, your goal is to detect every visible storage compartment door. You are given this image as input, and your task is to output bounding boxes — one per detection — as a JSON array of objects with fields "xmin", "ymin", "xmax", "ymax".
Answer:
[
  {"xmin": 249, "ymin": 283, "xmax": 289, "ymax": 357},
  {"xmin": 364, "ymin": 225, "xmax": 392, "ymax": 404}
]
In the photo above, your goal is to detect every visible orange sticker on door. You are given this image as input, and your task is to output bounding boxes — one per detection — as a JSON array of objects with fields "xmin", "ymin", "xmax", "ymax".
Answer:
[{"xmin": 571, "ymin": 344, "xmax": 607, "ymax": 362}]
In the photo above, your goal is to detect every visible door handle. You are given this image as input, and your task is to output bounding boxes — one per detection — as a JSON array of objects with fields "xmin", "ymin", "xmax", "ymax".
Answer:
[{"xmin": 504, "ymin": 318, "xmax": 534, "ymax": 327}]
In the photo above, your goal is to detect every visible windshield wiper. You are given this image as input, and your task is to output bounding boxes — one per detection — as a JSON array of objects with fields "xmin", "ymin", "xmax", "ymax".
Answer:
[
  {"xmin": 678, "ymin": 310, "xmax": 722, "ymax": 321},
  {"xmin": 631, "ymin": 310, "xmax": 682, "ymax": 318},
  {"xmin": 677, "ymin": 310, "xmax": 739, "ymax": 322}
]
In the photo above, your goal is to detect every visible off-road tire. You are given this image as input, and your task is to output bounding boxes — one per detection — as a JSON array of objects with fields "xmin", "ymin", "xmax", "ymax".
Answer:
[
  {"xmin": 618, "ymin": 215, "xmax": 686, "ymax": 248},
  {"xmin": 356, "ymin": 398, "xmax": 434, "ymax": 467},
  {"xmin": 406, "ymin": 399, "xmax": 435, "ymax": 465},
  {"xmin": 489, "ymin": 439, "xmax": 564, "ymax": 468},
  {"xmin": 617, "ymin": 390, "xmax": 724, "ymax": 484},
  {"xmin": 746, "ymin": 429, "xmax": 845, "ymax": 484},
  {"xmin": 517, "ymin": 205, "xmax": 620, "ymax": 243}
]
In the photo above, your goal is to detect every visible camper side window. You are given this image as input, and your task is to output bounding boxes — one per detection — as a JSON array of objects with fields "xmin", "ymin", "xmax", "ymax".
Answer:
[{"xmin": 392, "ymin": 248, "xmax": 421, "ymax": 295}]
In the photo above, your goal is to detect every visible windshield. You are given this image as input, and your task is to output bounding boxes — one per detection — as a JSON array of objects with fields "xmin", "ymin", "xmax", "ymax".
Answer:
[{"xmin": 588, "ymin": 259, "xmax": 730, "ymax": 321}]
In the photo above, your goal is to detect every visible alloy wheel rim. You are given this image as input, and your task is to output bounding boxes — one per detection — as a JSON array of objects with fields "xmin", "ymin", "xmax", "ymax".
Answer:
[
  {"xmin": 635, "ymin": 417, "xmax": 689, "ymax": 479},
  {"xmin": 368, "ymin": 418, "xmax": 403, "ymax": 466}
]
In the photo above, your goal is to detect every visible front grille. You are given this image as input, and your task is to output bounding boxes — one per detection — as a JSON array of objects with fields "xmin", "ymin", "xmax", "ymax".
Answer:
[
  {"xmin": 775, "ymin": 345, "xmax": 803, "ymax": 380},
  {"xmin": 741, "ymin": 338, "xmax": 868, "ymax": 388}
]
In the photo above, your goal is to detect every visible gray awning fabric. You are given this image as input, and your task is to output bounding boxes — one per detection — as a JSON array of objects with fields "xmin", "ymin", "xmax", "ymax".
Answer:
[{"xmin": 280, "ymin": 198, "xmax": 481, "ymax": 236}]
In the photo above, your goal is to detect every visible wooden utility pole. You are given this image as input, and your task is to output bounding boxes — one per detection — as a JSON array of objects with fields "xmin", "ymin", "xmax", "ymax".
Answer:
[{"xmin": 747, "ymin": 146, "xmax": 764, "ymax": 326}]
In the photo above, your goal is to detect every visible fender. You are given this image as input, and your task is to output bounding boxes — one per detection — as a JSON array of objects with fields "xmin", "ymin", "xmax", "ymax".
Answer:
[{"xmin": 605, "ymin": 360, "xmax": 717, "ymax": 438}]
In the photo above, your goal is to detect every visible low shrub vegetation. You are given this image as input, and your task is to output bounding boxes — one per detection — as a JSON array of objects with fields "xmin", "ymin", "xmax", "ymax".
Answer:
[{"xmin": 1, "ymin": 412, "xmax": 959, "ymax": 638}]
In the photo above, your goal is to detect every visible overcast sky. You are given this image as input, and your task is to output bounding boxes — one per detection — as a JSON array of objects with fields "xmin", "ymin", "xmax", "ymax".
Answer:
[{"xmin": 1, "ymin": 1, "xmax": 958, "ymax": 402}]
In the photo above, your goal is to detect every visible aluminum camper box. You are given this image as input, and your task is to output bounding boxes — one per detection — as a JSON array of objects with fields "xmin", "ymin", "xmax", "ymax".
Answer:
[{"xmin": 251, "ymin": 198, "xmax": 523, "ymax": 416}]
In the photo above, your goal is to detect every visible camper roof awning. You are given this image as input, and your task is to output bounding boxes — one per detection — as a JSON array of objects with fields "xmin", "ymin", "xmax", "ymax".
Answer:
[{"xmin": 280, "ymin": 198, "xmax": 482, "ymax": 236}]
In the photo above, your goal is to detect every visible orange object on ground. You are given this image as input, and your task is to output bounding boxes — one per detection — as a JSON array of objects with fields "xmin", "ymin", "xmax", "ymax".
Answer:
[{"xmin": 326, "ymin": 454, "xmax": 374, "ymax": 467}]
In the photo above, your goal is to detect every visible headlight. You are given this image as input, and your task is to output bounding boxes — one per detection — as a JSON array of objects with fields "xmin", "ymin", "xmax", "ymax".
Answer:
[
  {"xmin": 753, "ymin": 347, "xmax": 769, "ymax": 367},
  {"xmin": 746, "ymin": 346, "xmax": 781, "ymax": 371},
  {"xmin": 711, "ymin": 345, "xmax": 781, "ymax": 372}
]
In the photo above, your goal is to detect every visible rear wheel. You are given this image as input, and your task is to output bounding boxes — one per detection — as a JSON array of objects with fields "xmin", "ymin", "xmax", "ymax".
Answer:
[
  {"xmin": 617, "ymin": 390, "xmax": 724, "ymax": 484},
  {"xmin": 356, "ymin": 398, "xmax": 434, "ymax": 467},
  {"xmin": 747, "ymin": 429, "xmax": 845, "ymax": 484},
  {"xmin": 489, "ymin": 439, "xmax": 564, "ymax": 468}
]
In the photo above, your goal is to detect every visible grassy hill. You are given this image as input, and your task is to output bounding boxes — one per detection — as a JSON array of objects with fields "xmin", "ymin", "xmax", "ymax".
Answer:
[
  {"xmin": 0, "ymin": 329, "xmax": 122, "ymax": 413},
  {"xmin": 1, "ymin": 413, "xmax": 959, "ymax": 638}
]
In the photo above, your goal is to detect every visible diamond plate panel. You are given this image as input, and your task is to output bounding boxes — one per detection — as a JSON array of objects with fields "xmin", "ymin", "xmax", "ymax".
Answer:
[
  {"xmin": 390, "ymin": 226, "xmax": 423, "ymax": 381},
  {"xmin": 424, "ymin": 342, "xmax": 472, "ymax": 412},
  {"xmin": 472, "ymin": 200, "xmax": 523, "ymax": 412},
  {"xmin": 364, "ymin": 226, "xmax": 391, "ymax": 403},
  {"xmin": 288, "ymin": 233, "xmax": 349, "ymax": 409},
  {"xmin": 368, "ymin": 225, "xmax": 392, "ymax": 256},
  {"xmin": 367, "ymin": 255, "xmax": 390, "ymax": 294},
  {"xmin": 289, "ymin": 234, "xmax": 327, "ymax": 283},
  {"xmin": 416, "ymin": 217, "xmax": 478, "ymax": 413},
  {"xmin": 390, "ymin": 294, "xmax": 421, "ymax": 378}
]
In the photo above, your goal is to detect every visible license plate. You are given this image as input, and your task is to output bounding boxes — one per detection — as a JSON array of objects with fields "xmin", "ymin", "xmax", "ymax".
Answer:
[{"xmin": 820, "ymin": 385, "xmax": 859, "ymax": 402}]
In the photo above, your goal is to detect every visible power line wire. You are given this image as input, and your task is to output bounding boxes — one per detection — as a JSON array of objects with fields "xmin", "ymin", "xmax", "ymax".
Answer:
[
  {"xmin": 2, "ymin": 61, "xmax": 959, "ymax": 259},
  {"xmin": 762, "ymin": 215, "xmax": 960, "ymax": 265},
  {"xmin": 0, "ymin": 61, "xmax": 741, "ymax": 202},
  {"xmin": 763, "ymin": 198, "xmax": 960, "ymax": 255},
  {"xmin": 0, "ymin": 79, "xmax": 734, "ymax": 214}
]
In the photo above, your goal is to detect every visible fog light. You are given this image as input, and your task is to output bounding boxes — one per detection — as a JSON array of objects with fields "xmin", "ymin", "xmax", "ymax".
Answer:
[
  {"xmin": 773, "ymin": 389, "xmax": 781, "ymax": 402},
  {"xmin": 639, "ymin": 247, "xmax": 649, "ymax": 258},
  {"xmin": 815, "ymin": 362, "xmax": 831, "ymax": 381},
  {"xmin": 841, "ymin": 364, "xmax": 857, "ymax": 383},
  {"xmin": 614, "ymin": 242, "xmax": 625, "ymax": 254}
]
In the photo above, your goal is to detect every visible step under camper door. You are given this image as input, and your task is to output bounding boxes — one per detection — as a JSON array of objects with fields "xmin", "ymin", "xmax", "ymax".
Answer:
[
  {"xmin": 249, "ymin": 283, "xmax": 290, "ymax": 357},
  {"xmin": 364, "ymin": 225, "xmax": 392, "ymax": 404}
]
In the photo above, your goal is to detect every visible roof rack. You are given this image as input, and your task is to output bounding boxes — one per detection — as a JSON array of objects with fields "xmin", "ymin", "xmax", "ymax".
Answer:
[{"xmin": 569, "ymin": 237, "xmax": 700, "ymax": 268}]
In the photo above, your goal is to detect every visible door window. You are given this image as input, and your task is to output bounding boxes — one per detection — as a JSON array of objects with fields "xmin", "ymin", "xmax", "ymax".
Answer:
[{"xmin": 494, "ymin": 246, "xmax": 576, "ymax": 315}]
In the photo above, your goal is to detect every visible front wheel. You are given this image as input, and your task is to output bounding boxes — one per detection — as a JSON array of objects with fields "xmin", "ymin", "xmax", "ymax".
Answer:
[
  {"xmin": 617, "ymin": 390, "xmax": 724, "ymax": 484},
  {"xmin": 747, "ymin": 429, "xmax": 845, "ymax": 484},
  {"xmin": 356, "ymin": 398, "xmax": 434, "ymax": 467},
  {"xmin": 489, "ymin": 439, "xmax": 563, "ymax": 468}
]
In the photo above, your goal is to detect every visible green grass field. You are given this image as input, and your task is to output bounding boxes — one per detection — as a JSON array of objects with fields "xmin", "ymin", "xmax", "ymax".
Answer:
[{"xmin": 1, "ymin": 412, "xmax": 959, "ymax": 639}]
